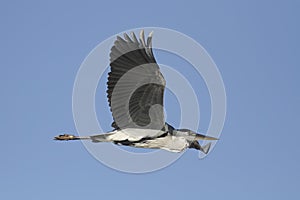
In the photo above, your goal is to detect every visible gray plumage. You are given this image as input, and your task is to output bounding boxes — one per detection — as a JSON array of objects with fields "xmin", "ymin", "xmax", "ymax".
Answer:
[
  {"xmin": 108, "ymin": 30, "xmax": 165, "ymax": 130},
  {"xmin": 55, "ymin": 30, "xmax": 218, "ymax": 154}
]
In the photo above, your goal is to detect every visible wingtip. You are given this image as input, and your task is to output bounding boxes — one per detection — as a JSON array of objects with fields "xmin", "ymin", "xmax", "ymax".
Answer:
[
  {"xmin": 140, "ymin": 29, "xmax": 145, "ymax": 38},
  {"xmin": 201, "ymin": 142, "xmax": 212, "ymax": 154},
  {"xmin": 148, "ymin": 31, "xmax": 153, "ymax": 38},
  {"xmin": 123, "ymin": 33, "xmax": 132, "ymax": 42},
  {"xmin": 131, "ymin": 31, "xmax": 138, "ymax": 43},
  {"xmin": 139, "ymin": 29, "xmax": 146, "ymax": 47},
  {"xmin": 147, "ymin": 31, "xmax": 154, "ymax": 48}
]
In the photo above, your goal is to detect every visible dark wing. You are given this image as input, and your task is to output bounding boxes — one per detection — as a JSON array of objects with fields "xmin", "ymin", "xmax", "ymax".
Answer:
[{"xmin": 107, "ymin": 30, "xmax": 166, "ymax": 130}]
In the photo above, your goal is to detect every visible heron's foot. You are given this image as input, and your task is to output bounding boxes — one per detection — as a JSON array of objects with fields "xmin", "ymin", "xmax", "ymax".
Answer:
[{"xmin": 54, "ymin": 134, "xmax": 79, "ymax": 141}]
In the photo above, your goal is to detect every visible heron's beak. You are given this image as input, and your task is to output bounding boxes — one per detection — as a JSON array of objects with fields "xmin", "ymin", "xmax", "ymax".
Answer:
[{"xmin": 195, "ymin": 133, "xmax": 218, "ymax": 141}]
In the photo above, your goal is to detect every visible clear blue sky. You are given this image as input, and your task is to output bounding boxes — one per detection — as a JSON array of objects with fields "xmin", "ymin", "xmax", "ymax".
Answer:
[{"xmin": 1, "ymin": 0, "xmax": 299, "ymax": 199}]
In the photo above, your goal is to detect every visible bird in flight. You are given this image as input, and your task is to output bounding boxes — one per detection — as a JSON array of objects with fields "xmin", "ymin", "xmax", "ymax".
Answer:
[{"xmin": 55, "ymin": 30, "xmax": 218, "ymax": 154}]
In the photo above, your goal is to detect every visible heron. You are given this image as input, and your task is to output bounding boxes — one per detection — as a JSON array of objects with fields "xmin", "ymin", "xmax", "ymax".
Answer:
[{"xmin": 55, "ymin": 30, "xmax": 218, "ymax": 154}]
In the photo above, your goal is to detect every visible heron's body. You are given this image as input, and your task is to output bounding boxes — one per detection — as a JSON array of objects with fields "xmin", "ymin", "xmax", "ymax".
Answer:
[
  {"xmin": 92, "ymin": 129, "xmax": 187, "ymax": 153},
  {"xmin": 55, "ymin": 30, "xmax": 218, "ymax": 154}
]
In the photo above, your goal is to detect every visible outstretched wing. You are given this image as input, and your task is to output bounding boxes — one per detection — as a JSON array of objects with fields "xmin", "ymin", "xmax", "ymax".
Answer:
[{"xmin": 107, "ymin": 30, "xmax": 166, "ymax": 130}]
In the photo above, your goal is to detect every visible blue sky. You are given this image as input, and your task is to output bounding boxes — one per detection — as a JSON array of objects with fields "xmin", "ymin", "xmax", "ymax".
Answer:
[{"xmin": 1, "ymin": 0, "xmax": 299, "ymax": 199}]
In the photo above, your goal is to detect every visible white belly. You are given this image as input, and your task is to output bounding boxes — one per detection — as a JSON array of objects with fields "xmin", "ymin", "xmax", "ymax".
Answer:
[
  {"xmin": 108, "ymin": 128, "xmax": 165, "ymax": 142},
  {"xmin": 133, "ymin": 136, "xmax": 189, "ymax": 152}
]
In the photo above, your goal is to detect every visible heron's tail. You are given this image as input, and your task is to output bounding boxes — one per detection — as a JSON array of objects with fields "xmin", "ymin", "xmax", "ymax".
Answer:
[
  {"xmin": 54, "ymin": 134, "xmax": 91, "ymax": 141},
  {"xmin": 200, "ymin": 142, "xmax": 212, "ymax": 154}
]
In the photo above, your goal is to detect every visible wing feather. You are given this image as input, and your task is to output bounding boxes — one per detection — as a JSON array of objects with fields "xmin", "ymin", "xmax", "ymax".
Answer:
[{"xmin": 107, "ymin": 30, "xmax": 166, "ymax": 130}]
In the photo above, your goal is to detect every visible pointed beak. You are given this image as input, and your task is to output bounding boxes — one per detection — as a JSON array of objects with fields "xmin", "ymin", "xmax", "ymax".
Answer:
[{"xmin": 195, "ymin": 133, "xmax": 219, "ymax": 141}]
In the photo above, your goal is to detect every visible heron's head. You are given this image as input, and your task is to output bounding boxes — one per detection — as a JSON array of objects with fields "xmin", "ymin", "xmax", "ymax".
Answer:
[
  {"xmin": 173, "ymin": 129, "xmax": 197, "ymax": 141},
  {"xmin": 174, "ymin": 129, "xmax": 218, "ymax": 141}
]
